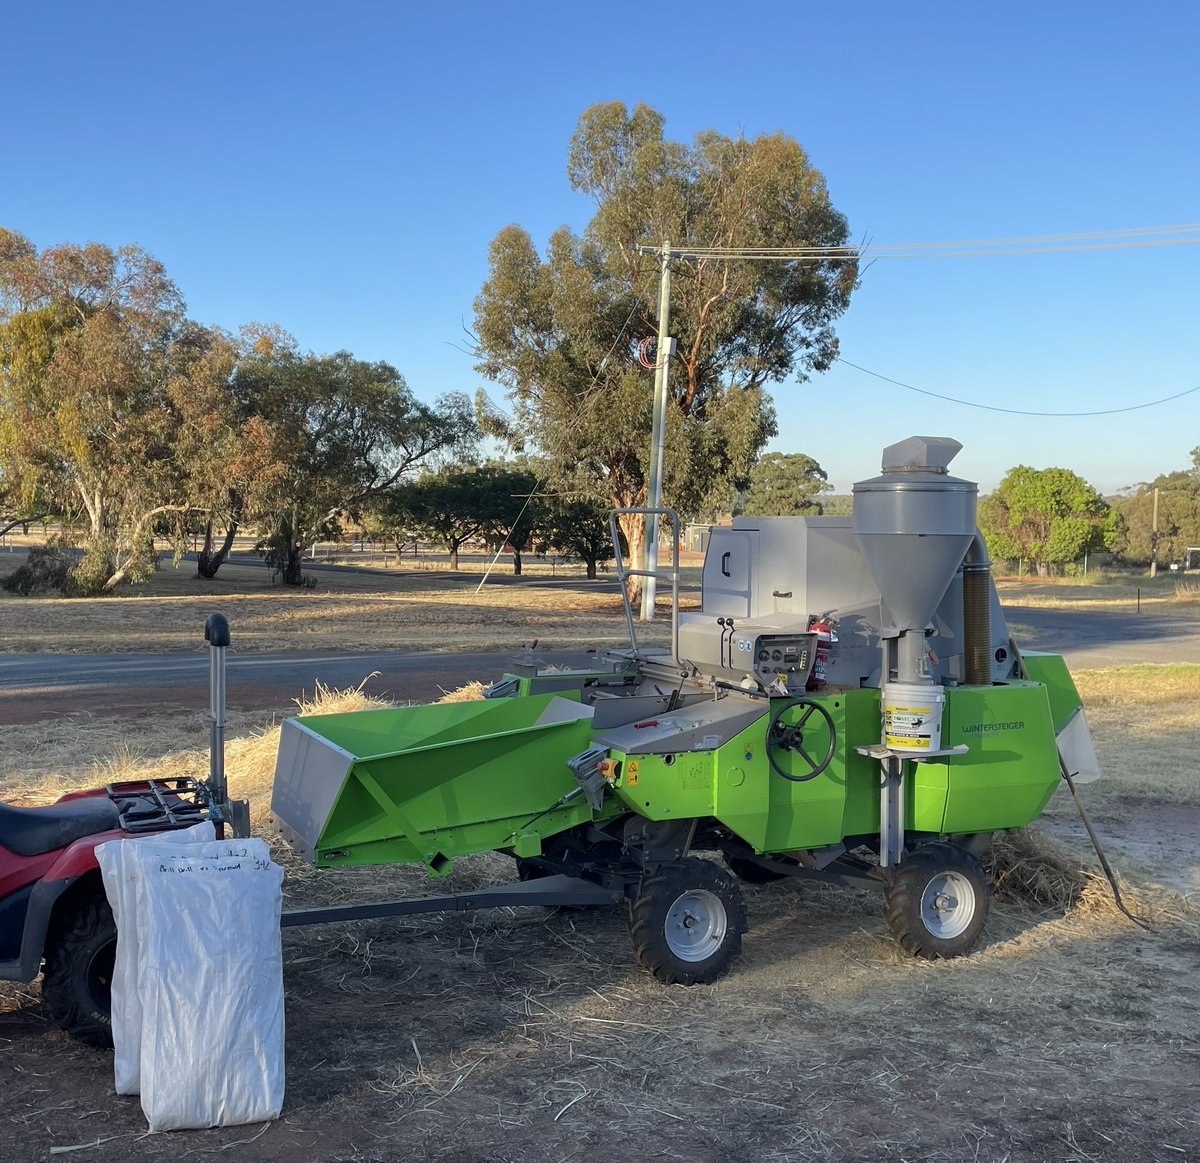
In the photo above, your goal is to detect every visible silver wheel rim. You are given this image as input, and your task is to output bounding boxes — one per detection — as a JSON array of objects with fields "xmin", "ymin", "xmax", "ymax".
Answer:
[
  {"xmin": 920, "ymin": 870, "xmax": 976, "ymax": 939},
  {"xmin": 664, "ymin": 889, "xmax": 727, "ymax": 962}
]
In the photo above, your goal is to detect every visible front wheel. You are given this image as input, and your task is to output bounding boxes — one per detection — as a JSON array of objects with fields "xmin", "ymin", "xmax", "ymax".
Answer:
[
  {"xmin": 883, "ymin": 844, "xmax": 990, "ymax": 959},
  {"xmin": 628, "ymin": 858, "xmax": 747, "ymax": 985},
  {"xmin": 42, "ymin": 888, "xmax": 116, "ymax": 1048}
]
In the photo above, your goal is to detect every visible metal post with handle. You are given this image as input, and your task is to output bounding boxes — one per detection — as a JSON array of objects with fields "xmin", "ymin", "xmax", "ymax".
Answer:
[{"xmin": 204, "ymin": 613, "xmax": 250, "ymax": 838}]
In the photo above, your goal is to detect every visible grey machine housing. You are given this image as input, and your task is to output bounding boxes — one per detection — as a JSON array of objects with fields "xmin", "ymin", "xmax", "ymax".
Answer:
[{"xmin": 676, "ymin": 513, "xmax": 1015, "ymax": 690}]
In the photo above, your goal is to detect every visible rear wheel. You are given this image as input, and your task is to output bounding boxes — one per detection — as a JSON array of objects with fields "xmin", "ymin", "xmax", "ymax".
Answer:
[
  {"xmin": 42, "ymin": 889, "xmax": 116, "ymax": 1048},
  {"xmin": 629, "ymin": 858, "xmax": 747, "ymax": 985},
  {"xmin": 883, "ymin": 844, "xmax": 990, "ymax": 959}
]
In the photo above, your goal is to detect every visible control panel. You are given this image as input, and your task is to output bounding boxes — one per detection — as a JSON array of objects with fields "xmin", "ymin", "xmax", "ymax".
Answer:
[{"xmin": 676, "ymin": 618, "xmax": 818, "ymax": 691}]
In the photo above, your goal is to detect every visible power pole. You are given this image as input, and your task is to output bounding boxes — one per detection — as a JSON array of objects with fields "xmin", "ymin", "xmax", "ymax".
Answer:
[
  {"xmin": 1150, "ymin": 486, "xmax": 1160, "ymax": 578},
  {"xmin": 640, "ymin": 240, "xmax": 674, "ymax": 622}
]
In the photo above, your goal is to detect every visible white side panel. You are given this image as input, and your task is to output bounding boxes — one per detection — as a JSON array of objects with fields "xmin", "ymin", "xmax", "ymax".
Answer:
[{"xmin": 1057, "ymin": 707, "xmax": 1102, "ymax": 784}]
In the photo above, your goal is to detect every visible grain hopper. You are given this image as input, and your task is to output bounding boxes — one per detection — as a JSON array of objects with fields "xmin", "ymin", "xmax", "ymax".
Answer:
[{"xmin": 270, "ymin": 436, "xmax": 1098, "ymax": 982}]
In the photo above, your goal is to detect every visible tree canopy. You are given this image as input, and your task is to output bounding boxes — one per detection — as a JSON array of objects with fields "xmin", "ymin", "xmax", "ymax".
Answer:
[
  {"xmin": 0, "ymin": 233, "xmax": 243, "ymax": 590},
  {"xmin": 233, "ymin": 349, "xmax": 476, "ymax": 584},
  {"xmin": 1112, "ymin": 449, "xmax": 1200, "ymax": 565},
  {"xmin": 0, "ymin": 229, "xmax": 474, "ymax": 591},
  {"xmin": 979, "ymin": 466, "xmax": 1120, "ymax": 575},
  {"xmin": 739, "ymin": 451, "xmax": 830, "ymax": 516},
  {"xmin": 473, "ymin": 102, "xmax": 856, "ymax": 586}
]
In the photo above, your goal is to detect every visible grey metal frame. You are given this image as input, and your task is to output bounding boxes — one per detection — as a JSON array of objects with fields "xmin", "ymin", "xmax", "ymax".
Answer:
[
  {"xmin": 281, "ymin": 874, "xmax": 623, "ymax": 927},
  {"xmin": 609, "ymin": 507, "xmax": 681, "ymax": 661}
]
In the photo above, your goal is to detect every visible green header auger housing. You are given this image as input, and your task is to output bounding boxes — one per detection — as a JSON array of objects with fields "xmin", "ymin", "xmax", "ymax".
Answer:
[{"xmin": 270, "ymin": 436, "xmax": 1100, "ymax": 985}]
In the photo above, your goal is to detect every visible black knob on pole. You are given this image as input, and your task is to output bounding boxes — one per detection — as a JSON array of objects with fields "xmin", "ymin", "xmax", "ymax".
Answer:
[{"xmin": 204, "ymin": 612, "xmax": 231, "ymax": 648}]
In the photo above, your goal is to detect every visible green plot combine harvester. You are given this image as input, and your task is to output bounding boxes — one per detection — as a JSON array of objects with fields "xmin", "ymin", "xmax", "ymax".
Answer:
[{"xmin": 271, "ymin": 436, "xmax": 1099, "ymax": 982}]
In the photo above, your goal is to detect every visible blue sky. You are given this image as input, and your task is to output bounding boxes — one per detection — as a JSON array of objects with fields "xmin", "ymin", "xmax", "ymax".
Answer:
[{"xmin": 4, "ymin": 0, "xmax": 1197, "ymax": 495}]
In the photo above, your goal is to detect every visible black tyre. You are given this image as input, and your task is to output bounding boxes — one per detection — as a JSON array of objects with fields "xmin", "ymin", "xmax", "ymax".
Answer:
[
  {"xmin": 723, "ymin": 854, "xmax": 790, "ymax": 884},
  {"xmin": 42, "ymin": 889, "xmax": 116, "ymax": 1048},
  {"xmin": 629, "ymin": 858, "xmax": 747, "ymax": 985},
  {"xmin": 883, "ymin": 843, "xmax": 990, "ymax": 959}
]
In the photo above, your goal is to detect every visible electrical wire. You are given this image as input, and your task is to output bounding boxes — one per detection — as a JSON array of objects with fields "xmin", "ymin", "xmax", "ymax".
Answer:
[
  {"xmin": 642, "ymin": 224, "xmax": 1200, "ymax": 262},
  {"xmin": 836, "ymin": 358, "xmax": 1200, "ymax": 418}
]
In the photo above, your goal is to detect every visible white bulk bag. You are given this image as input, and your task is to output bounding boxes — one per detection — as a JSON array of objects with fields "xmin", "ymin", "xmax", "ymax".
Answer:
[
  {"xmin": 96, "ymin": 822, "xmax": 216, "ymax": 1096},
  {"xmin": 133, "ymin": 838, "xmax": 285, "ymax": 1132}
]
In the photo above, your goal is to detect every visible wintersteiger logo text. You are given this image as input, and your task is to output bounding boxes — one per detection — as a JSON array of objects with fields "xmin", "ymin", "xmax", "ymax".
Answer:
[{"xmin": 961, "ymin": 721, "xmax": 1024, "ymax": 734}]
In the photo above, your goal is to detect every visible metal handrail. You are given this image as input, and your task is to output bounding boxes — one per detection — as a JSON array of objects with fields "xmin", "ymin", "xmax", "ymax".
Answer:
[{"xmin": 609, "ymin": 508, "xmax": 681, "ymax": 662}]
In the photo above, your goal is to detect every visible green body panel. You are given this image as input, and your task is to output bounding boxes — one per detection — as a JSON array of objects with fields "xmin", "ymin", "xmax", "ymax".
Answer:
[
  {"xmin": 910, "ymin": 683, "xmax": 1061, "ymax": 833},
  {"xmin": 300, "ymin": 694, "xmax": 608, "ymax": 874},
  {"xmin": 610, "ymin": 683, "xmax": 1063, "ymax": 853},
  {"xmin": 610, "ymin": 690, "xmax": 880, "ymax": 853},
  {"xmin": 275, "ymin": 658, "xmax": 1075, "ymax": 872},
  {"xmin": 1019, "ymin": 651, "xmax": 1085, "ymax": 730}
]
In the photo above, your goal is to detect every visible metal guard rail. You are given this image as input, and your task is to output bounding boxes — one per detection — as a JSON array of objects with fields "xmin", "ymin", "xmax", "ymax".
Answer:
[{"xmin": 608, "ymin": 507, "xmax": 681, "ymax": 663}]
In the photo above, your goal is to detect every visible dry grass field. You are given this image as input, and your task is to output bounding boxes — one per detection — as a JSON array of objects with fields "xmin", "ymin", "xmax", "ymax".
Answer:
[
  {"xmin": 0, "ymin": 553, "xmax": 689, "ymax": 656},
  {"xmin": 996, "ymin": 574, "xmax": 1200, "ymax": 611},
  {"xmin": 1, "ymin": 652, "xmax": 1198, "ymax": 1162}
]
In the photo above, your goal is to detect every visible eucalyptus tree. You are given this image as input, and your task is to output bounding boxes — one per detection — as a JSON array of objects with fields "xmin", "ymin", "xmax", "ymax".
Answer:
[
  {"xmin": 979, "ymin": 466, "xmax": 1120, "ymax": 576},
  {"xmin": 0, "ymin": 230, "xmax": 242, "ymax": 591},
  {"xmin": 473, "ymin": 102, "xmax": 857, "ymax": 594},
  {"xmin": 739, "ymin": 451, "xmax": 831, "ymax": 517},
  {"xmin": 235, "ymin": 350, "xmax": 477, "ymax": 585}
]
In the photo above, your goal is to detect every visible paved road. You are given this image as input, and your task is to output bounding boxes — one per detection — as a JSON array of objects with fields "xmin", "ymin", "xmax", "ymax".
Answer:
[
  {"xmin": 0, "ymin": 648, "xmax": 602, "ymax": 724},
  {"xmin": 0, "ymin": 604, "xmax": 1194, "ymax": 725},
  {"xmin": 1003, "ymin": 604, "xmax": 1200, "ymax": 668}
]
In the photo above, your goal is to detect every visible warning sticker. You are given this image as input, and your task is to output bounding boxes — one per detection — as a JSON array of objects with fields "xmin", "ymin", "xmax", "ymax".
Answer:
[
  {"xmin": 625, "ymin": 760, "xmax": 640, "ymax": 787},
  {"xmin": 885, "ymin": 733, "xmax": 932, "ymax": 750}
]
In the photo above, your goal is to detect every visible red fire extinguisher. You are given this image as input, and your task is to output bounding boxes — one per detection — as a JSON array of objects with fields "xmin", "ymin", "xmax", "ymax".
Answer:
[{"xmin": 807, "ymin": 618, "xmax": 837, "ymax": 690}]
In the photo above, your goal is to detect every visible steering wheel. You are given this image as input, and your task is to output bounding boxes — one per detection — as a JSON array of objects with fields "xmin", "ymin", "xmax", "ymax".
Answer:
[{"xmin": 766, "ymin": 698, "xmax": 837, "ymax": 783}]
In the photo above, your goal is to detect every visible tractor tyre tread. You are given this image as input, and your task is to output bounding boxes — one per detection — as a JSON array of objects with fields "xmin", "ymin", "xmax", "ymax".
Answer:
[
  {"xmin": 628, "ymin": 857, "xmax": 747, "ymax": 986},
  {"xmin": 883, "ymin": 844, "xmax": 990, "ymax": 960}
]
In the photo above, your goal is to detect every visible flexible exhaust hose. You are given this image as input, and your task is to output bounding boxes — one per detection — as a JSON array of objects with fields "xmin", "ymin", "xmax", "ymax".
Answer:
[{"xmin": 962, "ymin": 532, "xmax": 992, "ymax": 686}]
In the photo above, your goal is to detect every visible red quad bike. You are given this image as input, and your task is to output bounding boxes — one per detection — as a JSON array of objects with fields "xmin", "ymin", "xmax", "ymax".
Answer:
[{"xmin": 0, "ymin": 615, "xmax": 240, "ymax": 1046}]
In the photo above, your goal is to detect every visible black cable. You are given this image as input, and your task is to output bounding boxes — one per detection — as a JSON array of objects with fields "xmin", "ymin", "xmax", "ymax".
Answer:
[
  {"xmin": 1060, "ymin": 767, "xmax": 1155, "ymax": 933},
  {"xmin": 837, "ymin": 358, "xmax": 1200, "ymax": 418}
]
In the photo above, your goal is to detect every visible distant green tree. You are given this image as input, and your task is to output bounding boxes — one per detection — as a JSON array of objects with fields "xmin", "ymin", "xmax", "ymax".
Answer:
[
  {"xmin": 1112, "ymin": 451, "xmax": 1200, "ymax": 565},
  {"xmin": 979, "ymin": 466, "xmax": 1119, "ymax": 576},
  {"xmin": 739, "ymin": 451, "xmax": 830, "ymax": 516},
  {"xmin": 384, "ymin": 469, "xmax": 489, "ymax": 571},
  {"xmin": 0, "ymin": 231, "xmax": 245, "ymax": 592},
  {"xmin": 481, "ymin": 466, "xmax": 543, "ymax": 576},
  {"xmin": 234, "ymin": 351, "xmax": 477, "ymax": 584},
  {"xmin": 820, "ymin": 494, "xmax": 854, "ymax": 517},
  {"xmin": 535, "ymin": 497, "xmax": 616, "ymax": 579},
  {"xmin": 474, "ymin": 101, "xmax": 857, "ymax": 599}
]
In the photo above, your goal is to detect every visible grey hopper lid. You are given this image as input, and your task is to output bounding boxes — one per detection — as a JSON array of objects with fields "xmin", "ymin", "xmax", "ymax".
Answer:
[{"xmin": 852, "ymin": 436, "xmax": 978, "ymax": 631}]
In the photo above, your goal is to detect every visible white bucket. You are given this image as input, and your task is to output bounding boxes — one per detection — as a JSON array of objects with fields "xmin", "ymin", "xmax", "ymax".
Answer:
[{"xmin": 882, "ymin": 681, "xmax": 945, "ymax": 753}]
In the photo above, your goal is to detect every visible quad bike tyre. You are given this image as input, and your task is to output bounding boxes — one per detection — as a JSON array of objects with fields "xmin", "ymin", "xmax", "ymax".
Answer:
[{"xmin": 42, "ymin": 888, "xmax": 116, "ymax": 1048}]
